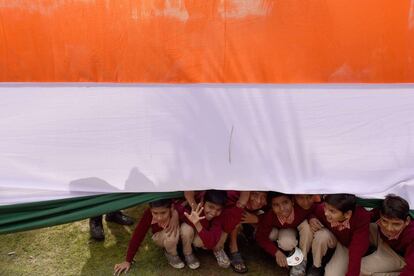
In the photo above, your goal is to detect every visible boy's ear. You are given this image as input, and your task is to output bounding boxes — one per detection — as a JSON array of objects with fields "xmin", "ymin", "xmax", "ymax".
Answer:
[
  {"xmin": 405, "ymin": 216, "xmax": 411, "ymax": 225},
  {"xmin": 344, "ymin": 210, "xmax": 353, "ymax": 220}
]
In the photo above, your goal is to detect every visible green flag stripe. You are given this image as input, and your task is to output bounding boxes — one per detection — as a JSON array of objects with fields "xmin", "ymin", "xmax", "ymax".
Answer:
[
  {"xmin": 0, "ymin": 193, "xmax": 412, "ymax": 234},
  {"xmin": 0, "ymin": 192, "xmax": 182, "ymax": 234}
]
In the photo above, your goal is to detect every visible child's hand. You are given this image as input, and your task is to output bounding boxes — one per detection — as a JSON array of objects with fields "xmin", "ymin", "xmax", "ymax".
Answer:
[
  {"xmin": 241, "ymin": 211, "xmax": 259, "ymax": 224},
  {"xmin": 114, "ymin": 261, "xmax": 131, "ymax": 276},
  {"xmin": 309, "ymin": 218, "xmax": 323, "ymax": 233},
  {"xmin": 274, "ymin": 250, "xmax": 288, "ymax": 268},
  {"xmin": 184, "ymin": 203, "xmax": 205, "ymax": 226},
  {"xmin": 165, "ymin": 208, "xmax": 179, "ymax": 237}
]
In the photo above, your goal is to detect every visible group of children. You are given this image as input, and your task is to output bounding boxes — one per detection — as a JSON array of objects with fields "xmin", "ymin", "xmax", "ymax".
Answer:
[{"xmin": 113, "ymin": 191, "xmax": 414, "ymax": 276}]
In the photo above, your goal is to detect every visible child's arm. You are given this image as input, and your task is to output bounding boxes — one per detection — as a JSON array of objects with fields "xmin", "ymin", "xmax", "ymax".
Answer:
[
  {"xmin": 241, "ymin": 211, "xmax": 259, "ymax": 224},
  {"xmin": 184, "ymin": 203, "xmax": 222, "ymax": 249},
  {"xmin": 113, "ymin": 208, "xmax": 152, "ymax": 275},
  {"xmin": 236, "ymin": 191, "xmax": 250, "ymax": 208},
  {"xmin": 184, "ymin": 191, "xmax": 198, "ymax": 210},
  {"xmin": 255, "ymin": 210, "xmax": 279, "ymax": 256},
  {"xmin": 308, "ymin": 203, "xmax": 325, "ymax": 232},
  {"xmin": 199, "ymin": 215, "xmax": 224, "ymax": 249},
  {"xmin": 124, "ymin": 208, "xmax": 152, "ymax": 263},
  {"xmin": 255, "ymin": 211, "xmax": 288, "ymax": 267},
  {"xmin": 400, "ymin": 242, "xmax": 414, "ymax": 276},
  {"xmin": 165, "ymin": 202, "xmax": 190, "ymax": 237},
  {"xmin": 164, "ymin": 207, "xmax": 179, "ymax": 237},
  {"xmin": 346, "ymin": 209, "xmax": 371, "ymax": 276}
]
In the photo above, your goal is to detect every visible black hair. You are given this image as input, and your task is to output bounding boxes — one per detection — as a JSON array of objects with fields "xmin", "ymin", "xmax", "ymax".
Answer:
[
  {"xmin": 204, "ymin": 190, "xmax": 227, "ymax": 207},
  {"xmin": 381, "ymin": 194, "xmax": 410, "ymax": 220},
  {"xmin": 149, "ymin": 198, "xmax": 172, "ymax": 208},
  {"xmin": 324, "ymin": 194, "xmax": 356, "ymax": 213},
  {"xmin": 268, "ymin": 191, "xmax": 292, "ymax": 202}
]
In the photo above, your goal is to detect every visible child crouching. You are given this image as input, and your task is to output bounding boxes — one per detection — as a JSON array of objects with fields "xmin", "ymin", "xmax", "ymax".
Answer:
[
  {"xmin": 180, "ymin": 190, "xmax": 229, "ymax": 269},
  {"xmin": 361, "ymin": 194, "xmax": 414, "ymax": 276},
  {"xmin": 256, "ymin": 192, "xmax": 314, "ymax": 276},
  {"xmin": 114, "ymin": 198, "xmax": 184, "ymax": 275},
  {"xmin": 307, "ymin": 194, "xmax": 371, "ymax": 276}
]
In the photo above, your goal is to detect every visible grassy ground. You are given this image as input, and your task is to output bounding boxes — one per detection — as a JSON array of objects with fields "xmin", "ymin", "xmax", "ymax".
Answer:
[{"xmin": 0, "ymin": 206, "xmax": 288, "ymax": 276}]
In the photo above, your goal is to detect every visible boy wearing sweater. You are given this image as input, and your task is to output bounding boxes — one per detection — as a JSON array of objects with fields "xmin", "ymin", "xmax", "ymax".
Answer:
[
  {"xmin": 361, "ymin": 194, "xmax": 414, "ymax": 276},
  {"xmin": 307, "ymin": 194, "xmax": 371, "ymax": 276},
  {"xmin": 222, "ymin": 191, "xmax": 268, "ymax": 273},
  {"xmin": 113, "ymin": 198, "xmax": 184, "ymax": 275},
  {"xmin": 256, "ymin": 192, "xmax": 314, "ymax": 276},
  {"xmin": 180, "ymin": 190, "xmax": 229, "ymax": 269}
]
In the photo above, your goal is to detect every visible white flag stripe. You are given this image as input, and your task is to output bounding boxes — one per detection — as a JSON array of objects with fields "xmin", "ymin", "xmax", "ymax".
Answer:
[{"xmin": 1, "ymin": 84, "xmax": 414, "ymax": 205}]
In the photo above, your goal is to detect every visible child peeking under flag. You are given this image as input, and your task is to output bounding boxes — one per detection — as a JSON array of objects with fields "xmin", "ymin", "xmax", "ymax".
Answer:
[{"xmin": 113, "ymin": 198, "xmax": 185, "ymax": 275}]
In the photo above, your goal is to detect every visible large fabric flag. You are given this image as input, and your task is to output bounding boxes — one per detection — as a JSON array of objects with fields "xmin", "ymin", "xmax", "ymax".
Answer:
[{"xmin": 1, "ymin": 0, "xmax": 414, "ymax": 234}]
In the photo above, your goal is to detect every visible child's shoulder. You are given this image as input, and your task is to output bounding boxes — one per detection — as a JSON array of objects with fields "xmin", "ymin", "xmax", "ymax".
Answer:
[
  {"xmin": 351, "ymin": 206, "xmax": 372, "ymax": 225},
  {"xmin": 403, "ymin": 221, "xmax": 414, "ymax": 239},
  {"xmin": 355, "ymin": 205, "xmax": 372, "ymax": 216}
]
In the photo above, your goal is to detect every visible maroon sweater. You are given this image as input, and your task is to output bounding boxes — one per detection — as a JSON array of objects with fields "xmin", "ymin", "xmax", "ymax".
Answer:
[
  {"xmin": 312, "ymin": 203, "xmax": 371, "ymax": 276},
  {"xmin": 222, "ymin": 191, "xmax": 244, "ymax": 233},
  {"xmin": 190, "ymin": 190, "xmax": 244, "ymax": 234},
  {"xmin": 184, "ymin": 209, "xmax": 225, "ymax": 250},
  {"xmin": 379, "ymin": 221, "xmax": 414, "ymax": 276},
  {"xmin": 256, "ymin": 204, "xmax": 314, "ymax": 256},
  {"xmin": 125, "ymin": 205, "xmax": 185, "ymax": 262}
]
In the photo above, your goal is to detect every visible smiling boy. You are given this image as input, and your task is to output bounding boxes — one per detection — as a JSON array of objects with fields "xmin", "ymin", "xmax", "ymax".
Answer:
[
  {"xmin": 361, "ymin": 194, "xmax": 414, "ymax": 276},
  {"xmin": 307, "ymin": 194, "xmax": 371, "ymax": 276},
  {"xmin": 256, "ymin": 192, "xmax": 313, "ymax": 276},
  {"xmin": 113, "ymin": 198, "xmax": 184, "ymax": 275},
  {"xmin": 180, "ymin": 190, "xmax": 229, "ymax": 269}
]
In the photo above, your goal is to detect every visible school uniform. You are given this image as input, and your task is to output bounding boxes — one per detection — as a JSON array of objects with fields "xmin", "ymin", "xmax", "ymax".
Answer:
[
  {"xmin": 180, "ymin": 209, "xmax": 226, "ymax": 255},
  {"xmin": 311, "ymin": 203, "xmax": 371, "ymax": 276},
  {"xmin": 256, "ymin": 204, "xmax": 314, "ymax": 258},
  {"xmin": 125, "ymin": 204, "xmax": 185, "ymax": 263},
  {"xmin": 221, "ymin": 190, "xmax": 248, "ymax": 233},
  {"xmin": 361, "ymin": 221, "xmax": 414, "ymax": 276}
]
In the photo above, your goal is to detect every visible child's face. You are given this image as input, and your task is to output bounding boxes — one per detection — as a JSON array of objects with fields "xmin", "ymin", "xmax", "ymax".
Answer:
[
  {"xmin": 247, "ymin": 191, "xmax": 267, "ymax": 211},
  {"xmin": 294, "ymin": 195, "xmax": 314, "ymax": 210},
  {"xmin": 378, "ymin": 215, "xmax": 410, "ymax": 239},
  {"xmin": 150, "ymin": 206, "xmax": 171, "ymax": 225},
  {"xmin": 271, "ymin": 196, "xmax": 293, "ymax": 218},
  {"xmin": 204, "ymin": 201, "xmax": 223, "ymax": 221},
  {"xmin": 324, "ymin": 203, "xmax": 350, "ymax": 223}
]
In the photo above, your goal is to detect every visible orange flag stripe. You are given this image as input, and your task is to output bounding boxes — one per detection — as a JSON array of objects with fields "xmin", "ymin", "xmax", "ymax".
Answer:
[{"xmin": 0, "ymin": 0, "xmax": 413, "ymax": 83}]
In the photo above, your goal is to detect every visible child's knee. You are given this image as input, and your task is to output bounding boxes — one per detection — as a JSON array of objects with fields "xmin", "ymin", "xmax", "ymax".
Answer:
[
  {"xmin": 180, "ymin": 223, "xmax": 194, "ymax": 240},
  {"xmin": 180, "ymin": 222, "xmax": 194, "ymax": 236},
  {"xmin": 268, "ymin": 228, "xmax": 278, "ymax": 241},
  {"xmin": 192, "ymin": 235, "xmax": 205, "ymax": 248},
  {"xmin": 164, "ymin": 232, "xmax": 180, "ymax": 246},
  {"xmin": 323, "ymin": 264, "xmax": 336, "ymax": 276},
  {"xmin": 278, "ymin": 236, "xmax": 298, "ymax": 252},
  {"xmin": 313, "ymin": 229, "xmax": 334, "ymax": 246},
  {"xmin": 299, "ymin": 221, "xmax": 312, "ymax": 236}
]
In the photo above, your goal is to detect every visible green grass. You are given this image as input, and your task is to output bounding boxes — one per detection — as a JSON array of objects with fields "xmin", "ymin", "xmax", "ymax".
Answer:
[{"xmin": 0, "ymin": 206, "xmax": 287, "ymax": 275}]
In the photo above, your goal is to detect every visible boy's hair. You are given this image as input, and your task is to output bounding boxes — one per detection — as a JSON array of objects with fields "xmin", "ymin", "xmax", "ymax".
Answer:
[
  {"xmin": 268, "ymin": 191, "xmax": 292, "ymax": 202},
  {"xmin": 149, "ymin": 198, "xmax": 172, "ymax": 208},
  {"xmin": 324, "ymin": 194, "xmax": 356, "ymax": 213},
  {"xmin": 204, "ymin": 190, "xmax": 227, "ymax": 207},
  {"xmin": 381, "ymin": 194, "xmax": 410, "ymax": 220}
]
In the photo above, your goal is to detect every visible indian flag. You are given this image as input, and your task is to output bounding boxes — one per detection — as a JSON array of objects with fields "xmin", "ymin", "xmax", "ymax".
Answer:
[{"xmin": 1, "ymin": 0, "xmax": 414, "ymax": 234}]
